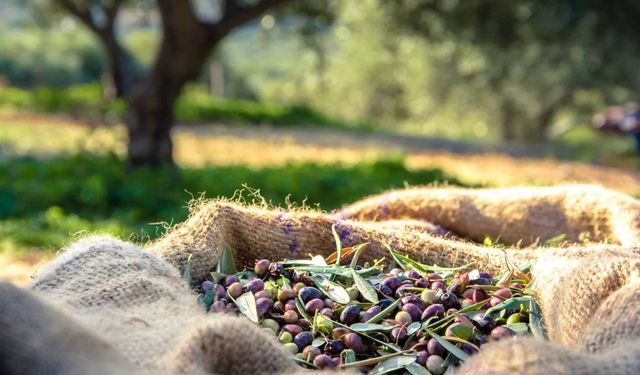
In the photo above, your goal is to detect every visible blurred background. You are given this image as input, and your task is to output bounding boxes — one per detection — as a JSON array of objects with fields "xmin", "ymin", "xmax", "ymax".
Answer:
[{"xmin": 1, "ymin": 0, "xmax": 639, "ymax": 283}]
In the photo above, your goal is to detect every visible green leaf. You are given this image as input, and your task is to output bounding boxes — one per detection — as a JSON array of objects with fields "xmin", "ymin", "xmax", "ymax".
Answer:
[
  {"xmin": 209, "ymin": 272, "xmax": 225, "ymax": 284},
  {"xmin": 341, "ymin": 349, "xmax": 357, "ymax": 365},
  {"xmin": 315, "ymin": 278, "xmax": 350, "ymax": 304},
  {"xmin": 233, "ymin": 292, "xmax": 259, "ymax": 323},
  {"xmin": 366, "ymin": 299, "xmax": 400, "ymax": 324},
  {"xmin": 352, "ymin": 268, "xmax": 379, "ymax": 303},
  {"xmin": 485, "ymin": 296, "xmax": 532, "ymax": 316},
  {"xmin": 407, "ymin": 321, "xmax": 422, "ymax": 336},
  {"xmin": 424, "ymin": 329, "xmax": 470, "ymax": 362},
  {"xmin": 350, "ymin": 323, "xmax": 394, "ymax": 332},
  {"xmin": 182, "ymin": 254, "xmax": 192, "ymax": 285},
  {"xmin": 529, "ymin": 297, "xmax": 547, "ymax": 339},
  {"xmin": 543, "ymin": 233, "xmax": 566, "ymax": 246},
  {"xmin": 505, "ymin": 322, "xmax": 529, "ymax": 335},
  {"xmin": 406, "ymin": 362, "xmax": 433, "ymax": 375},
  {"xmin": 349, "ymin": 243, "xmax": 368, "ymax": 270},
  {"xmin": 369, "ymin": 355, "xmax": 417, "ymax": 375},
  {"xmin": 215, "ymin": 246, "xmax": 237, "ymax": 275},
  {"xmin": 295, "ymin": 297, "xmax": 312, "ymax": 322},
  {"xmin": 312, "ymin": 337, "xmax": 326, "ymax": 347},
  {"xmin": 198, "ymin": 289, "xmax": 215, "ymax": 310},
  {"xmin": 332, "ymin": 224, "xmax": 342, "ymax": 265},
  {"xmin": 311, "ymin": 255, "xmax": 328, "ymax": 266}
]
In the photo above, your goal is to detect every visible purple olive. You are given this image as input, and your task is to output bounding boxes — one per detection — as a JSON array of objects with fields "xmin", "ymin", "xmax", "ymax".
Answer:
[
  {"xmin": 305, "ymin": 298, "xmax": 324, "ymax": 314},
  {"xmin": 463, "ymin": 288, "xmax": 488, "ymax": 304},
  {"xmin": 381, "ymin": 276, "xmax": 402, "ymax": 291},
  {"xmin": 427, "ymin": 273, "xmax": 443, "ymax": 282},
  {"xmin": 493, "ymin": 288, "xmax": 512, "ymax": 300},
  {"xmin": 223, "ymin": 275, "xmax": 239, "ymax": 287},
  {"xmin": 376, "ymin": 284, "xmax": 393, "ymax": 297},
  {"xmin": 214, "ymin": 285, "xmax": 226, "ymax": 301},
  {"xmin": 426, "ymin": 355, "xmax": 445, "ymax": 375},
  {"xmin": 284, "ymin": 300, "xmax": 297, "ymax": 312},
  {"xmin": 293, "ymin": 331, "xmax": 313, "ymax": 351},
  {"xmin": 340, "ymin": 305, "xmax": 361, "ymax": 325},
  {"xmin": 325, "ymin": 340, "xmax": 346, "ymax": 355},
  {"xmin": 440, "ymin": 292, "xmax": 460, "ymax": 309},
  {"xmin": 401, "ymin": 303, "xmax": 423, "ymax": 322},
  {"xmin": 472, "ymin": 314, "xmax": 496, "ymax": 333},
  {"xmin": 227, "ymin": 282, "xmax": 243, "ymax": 299},
  {"xmin": 320, "ymin": 308, "xmax": 333, "ymax": 318},
  {"xmin": 268, "ymin": 262, "xmax": 283, "ymax": 278},
  {"xmin": 283, "ymin": 310, "xmax": 298, "ymax": 324},
  {"xmin": 201, "ymin": 280, "xmax": 213, "ymax": 293},
  {"xmin": 395, "ymin": 285, "xmax": 413, "ymax": 298},
  {"xmin": 395, "ymin": 311, "xmax": 413, "ymax": 326},
  {"xmin": 404, "ymin": 269, "xmax": 421, "ymax": 279},
  {"xmin": 391, "ymin": 327, "xmax": 407, "ymax": 343},
  {"xmin": 471, "ymin": 277, "xmax": 492, "ymax": 286},
  {"xmin": 293, "ymin": 282, "xmax": 307, "ymax": 294},
  {"xmin": 460, "ymin": 343, "xmax": 478, "ymax": 355},
  {"xmin": 415, "ymin": 278, "xmax": 430, "ymax": 288},
  {"xmin": 401, "ymin": 295, "xmax": 426, "ymax": 310},
  {"xmin": 421, "ymin": 304, "xmax": 445, "ymax": 321},
  {"xmin": 416, "ymin": 351, "xmax": 429, "ymax": 366},
  {"xmin": 256, "ymin": 298, "xmax": 273, "ymax": 318},
  {"xmin": 254, "ymin": 259, "xmax": 270, "ymax": 276},
  {"xmin": 479, "ymin": 271, "xmax": 492, "ymax": 279},
  {"xmin": 332, "ymin": 357, "xmax": 341, "ymax": 367},
  {"xmin": 343, "ymin": 332, "xmax": 367, "ymax": 353},
  {"xmin": 431, "ymin": 281, "xmax": 446, "ymax": 291},
  {"xmin": 324, "ymin": 299, "xmax": 336, "ymax": 309},
  {"xmin": 277, "ymin": 288, "xmax": 296, "ymax": 303},
  {"xmin": 210, "ymin": 300, "xmax": 226, "ymax": 313},
  {"xmin": 298, "ymin": 319, "xmax": 311, "ymax": 330},
  {"xmin": 360, "ymin": 305, "xmax": 382, "ymax": 322},
  {"xmin": 224, "ymin": 304, "xmax": 238, "ymax": 314},
  {"xmin": 298, "ymin": 287, "xmax": 323, "ymax": 303},
  {"xmin": 282, "ymin": 324, "xmax": 303, "ymax": 337},
  {"xmin": 490, "ymin": 326, "xmax": 512, "ymax": 341},
  {"xmin": 301, "ymin": 345, "xmax": 321, "ymax": 362},
  {"xmin": 313, "ymin": 354, "xmax": 336, "ymax": 369},
  {"xmin": 331, "ymin": 327, "xmax": 350, "ymax": 340},
  {"xmin": 254, "ymin": 290, "xmax": 271, "ymax": 300},
  {"xmin": 427, "ymin": 338, "xmax": 445, "ymax": 356},
  {"xmin": 245, "ymin": 279, "xmax": 264, "ymax": 293}
]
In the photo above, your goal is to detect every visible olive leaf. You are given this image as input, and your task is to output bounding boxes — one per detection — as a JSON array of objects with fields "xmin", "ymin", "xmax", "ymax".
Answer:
[
  {"xmin": 505, "ymin": 322, "xmax": 529, "ymax": 335},
  {"xmin": 424, "ymin": 329, "xmax": 470, "ymax": 362},
  {"xmin": 233, "ymin": 292, "xmax": 259, "ymax": 323},
  {"xmin": 406, "ymin": 362, "xmax": 433, "ymax": 375},
  {"xmin": 182, "ymin": 254, "xmax": 193, "ymax": 285},
  {"xmin": 350, "ymin": 323, "xmax": 394, "ymax": 332},
  {"xmin": 295, "ymin": 297, "xmax": 313, "ymax": 322},
  {"xmin": 331, "ymin": 224, "xmax": 342, "ymax": 265},
  {"xmin": 365, "ymin": 299, "xmax": 400, "ymax": 324},
  {"xmin": 352, "ymin": 268, "xmax": 379, "ymax": 303},
  {"xmin": 341, "ymin": 349, "xmax": 357, "ymax": 365},
  {"xmin": 529, "ymin": 297, "xmax": 547, "ymax": 338},
  {"xmin": 485, "ymin": 296, "xmax": 532, "ymax": 316},
  {"xmin": 198, "ymin": 289, "xmax": 215, "ymax": 310},
  {"xmin": 449, "ymin": 324, "xmax": 474, "ymax": 341},
  {"xmin": 368, "ymin": 355, "xmax": 417, "ymax": 375},
  {"xmin": 215, "ymin": 246, "xmax": 237, "ymax": 275},
  {"xmin": 315, "ymin": 278, "xmax": 350, "ymax": 304},
  {"xmin": 407, "ymin": 321, "xmax": 422, "ymax": 336},
  {"xmin": 349, "ymin": 243, "xmax": 369, "ymax": 269}
]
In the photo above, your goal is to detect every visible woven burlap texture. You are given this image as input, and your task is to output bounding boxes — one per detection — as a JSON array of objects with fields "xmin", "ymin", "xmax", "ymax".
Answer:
[{"xmin": 18, "ymin": 185, "xmax": 640, "ymax": 374}]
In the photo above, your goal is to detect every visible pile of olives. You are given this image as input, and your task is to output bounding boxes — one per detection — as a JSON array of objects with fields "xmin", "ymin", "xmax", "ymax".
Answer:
[{"xmin": 197, "ymin": 249, "xmax": 542, "ymax": 374}]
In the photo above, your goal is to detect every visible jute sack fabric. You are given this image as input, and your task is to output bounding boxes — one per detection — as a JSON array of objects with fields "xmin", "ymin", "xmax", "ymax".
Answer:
[{"xmin": 5, "ymin": 184, "xmax": 638, "ymax": 374}]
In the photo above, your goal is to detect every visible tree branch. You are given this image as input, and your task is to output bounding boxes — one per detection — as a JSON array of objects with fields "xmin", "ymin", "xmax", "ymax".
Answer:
[
  {"xmin": 207, "ymin": 0, "xmax": 291, "ymax": 37},
  {"xmin": 56, "ymin": 0, "xmax": 96, "ymax": 31}
]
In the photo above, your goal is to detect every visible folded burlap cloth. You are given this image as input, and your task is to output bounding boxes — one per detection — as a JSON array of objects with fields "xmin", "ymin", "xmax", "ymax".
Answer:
[{"xmin": 2, "ymin": 185, "xmax": 639, "ymax": 374}]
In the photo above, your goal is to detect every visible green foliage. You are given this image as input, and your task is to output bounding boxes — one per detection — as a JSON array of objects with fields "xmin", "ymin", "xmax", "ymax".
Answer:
[
  {"xmin": 0, "ymin": 84, "xmax": 367, "ymax": 129},
  {"xmin": 0, "ymin": 153, "xmax": 461, "ymax": 252}
]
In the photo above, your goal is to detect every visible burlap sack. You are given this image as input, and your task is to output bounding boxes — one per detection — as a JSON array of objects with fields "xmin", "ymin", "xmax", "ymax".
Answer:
[{"xmin": 3, "ymin": 185, "xmax": 638, "ymax": 374}]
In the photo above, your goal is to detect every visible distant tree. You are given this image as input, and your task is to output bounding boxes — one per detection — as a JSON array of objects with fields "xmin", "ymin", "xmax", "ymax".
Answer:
[
  {"xmin": 55, "ymin": 0, "xmax": 290, "ymax": 166},
  {"xmin": 385, "ymin": 0, "xmax": 640, "ymax": 142}
]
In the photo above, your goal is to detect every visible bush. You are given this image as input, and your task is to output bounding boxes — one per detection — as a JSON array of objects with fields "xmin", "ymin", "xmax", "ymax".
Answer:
[{"xmin": 0, "ymin": 153, "xmax": 461, "ymax": 251}]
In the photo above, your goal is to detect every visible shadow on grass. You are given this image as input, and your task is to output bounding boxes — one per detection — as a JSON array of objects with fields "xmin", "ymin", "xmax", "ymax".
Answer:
[{"xmin": 0, "ymin": 152, "xmax": 463, "ymax": 253}]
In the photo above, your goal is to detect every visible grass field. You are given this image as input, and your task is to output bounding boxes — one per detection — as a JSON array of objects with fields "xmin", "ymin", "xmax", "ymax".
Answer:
[{"xmin": 1, "ymin": 112, "xmax": 639, "ymax": 283}]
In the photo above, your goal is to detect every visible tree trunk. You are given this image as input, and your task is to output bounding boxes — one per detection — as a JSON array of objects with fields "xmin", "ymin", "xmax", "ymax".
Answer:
[
  {"xmin": 500, "ymin": 103, "xmax": 517, "ymax": 141},
  {"xmin": 125, "ymin": 30, "xmax": 215, "ymax": 167},
  {"xmin": 100, "ymin": 28, "xmax": 137, "ymax": 99},
  {"xmin": 531, "ymin": 108, "xmax": 555, "ymax": 143}
]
